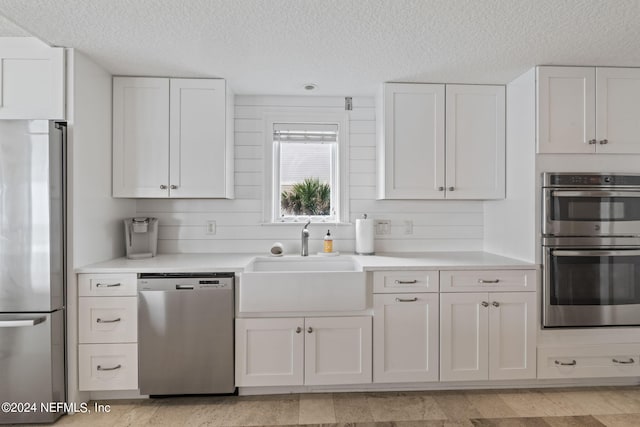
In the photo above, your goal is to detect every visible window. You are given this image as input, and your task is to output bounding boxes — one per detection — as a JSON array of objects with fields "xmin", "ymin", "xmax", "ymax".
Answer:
[{"xmin": 263, "ymin": 113, "xmax": 349, "ymax": 223}]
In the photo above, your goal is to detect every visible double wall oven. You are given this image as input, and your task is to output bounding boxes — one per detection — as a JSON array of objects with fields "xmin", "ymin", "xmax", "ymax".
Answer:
[{"xmin": 542, "ymin": 173, "xmax": 640, "ymax": 328}]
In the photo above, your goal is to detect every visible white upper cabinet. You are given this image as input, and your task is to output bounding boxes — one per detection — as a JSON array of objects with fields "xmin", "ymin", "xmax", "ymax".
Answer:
[
  {"xmin": 0, "ymin": 38, "xmax": 65, "ymax": 120},
  {"xmin": 169, "ymin": 79, "xmax": 232, "ymax": 197},
  {"xmin": 113, "ymin": 77, "xmax": 234, "ymax": 198},
  {"xmin": 377, "ymin": 83, "xmax": 445, "ymax": 199},
  {"xmin": 445, "ymin": 85, "xmax": 505, "ymax": 199},
  {"xmin": 595, "ymin": 67, "xmax": 640, "ymax": 153},
  {"xmin": 538, "ymin": 66, "xmax": 640, "ymax": 154},
  {"xmin": 113, "ymin": 77, "xmax": 170, "ymax": 198},
  {"xmin": 537, "ymin": 66, "xmax": 595, "ymax": 153},
  {"xmin": 377, "ymin": 82, "xmax": 505, "ymax": 200}
]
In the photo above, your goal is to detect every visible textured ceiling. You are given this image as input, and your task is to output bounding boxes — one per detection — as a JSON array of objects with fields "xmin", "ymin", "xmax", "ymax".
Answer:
[
  {"xmin": 1, "ymin": 0, "xmax": 639, "ymax": 95},
  {"xmin": 0, "ymin": 13, "xmax": 28, "ymax": 36}
]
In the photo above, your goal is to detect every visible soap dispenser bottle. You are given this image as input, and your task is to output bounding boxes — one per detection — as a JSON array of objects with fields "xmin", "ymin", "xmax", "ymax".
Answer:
[{"xmin": 323, "ymin": 230, "xmax": 333, "ymax": 253}]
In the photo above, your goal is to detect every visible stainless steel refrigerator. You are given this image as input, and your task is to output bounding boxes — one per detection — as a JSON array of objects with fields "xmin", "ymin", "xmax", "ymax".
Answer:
[{"xmin": 0, "ymin": 120, "xmax": 66, "ymax": 424}]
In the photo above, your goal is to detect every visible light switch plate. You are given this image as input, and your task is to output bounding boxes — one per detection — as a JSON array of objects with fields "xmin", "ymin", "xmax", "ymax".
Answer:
[
  {"xmin": 206, "ymin": 220, "xmax": 216, "ymax": 235},
  {"xmin": 375, "ymin": 220, "xmax": 391, "ymax": 235},
  {"xmin": 403, "ymin": 220, "xmax": 413, "ymax": 235}
]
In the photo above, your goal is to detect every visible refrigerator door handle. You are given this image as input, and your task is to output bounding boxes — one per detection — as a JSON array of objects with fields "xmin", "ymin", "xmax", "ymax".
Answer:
[{"xmin": 0, "ymin": 316, "xmax": 46, "ymax": 327}]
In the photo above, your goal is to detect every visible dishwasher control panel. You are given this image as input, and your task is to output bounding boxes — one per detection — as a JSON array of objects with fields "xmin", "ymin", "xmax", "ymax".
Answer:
[{"xmin": 138, "ymin": 273, "xmax": 234, "ymax": 291}]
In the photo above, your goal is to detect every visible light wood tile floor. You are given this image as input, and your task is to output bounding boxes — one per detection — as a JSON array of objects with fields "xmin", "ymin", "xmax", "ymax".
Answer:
[{"xmin": 41, "ymin": 387, "xmax": 640, "ymax": 426}]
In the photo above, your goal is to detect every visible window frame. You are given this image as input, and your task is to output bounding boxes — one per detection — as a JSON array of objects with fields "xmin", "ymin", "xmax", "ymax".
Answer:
[{"xmin": 263, "ymin": 111, "xmax": 350, "ymax": 224}]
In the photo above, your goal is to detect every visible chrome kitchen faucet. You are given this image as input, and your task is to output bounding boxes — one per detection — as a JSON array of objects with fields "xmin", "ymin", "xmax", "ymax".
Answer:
[{"xmin": 301, "ymin": 220, "xmax": 311, "ymax": 256}]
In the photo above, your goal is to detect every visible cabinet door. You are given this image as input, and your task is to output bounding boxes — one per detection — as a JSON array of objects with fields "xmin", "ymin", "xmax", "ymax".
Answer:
[
  {"xmin": 0, "ymin": 38, "xmax": 65, "ymax": 119},
  {"xmin": 488, "ymin": 292, "xmax": 536, "ymax": 380},
  {"xmin": 235, "ymin": 318, "xmax": 304, "ymax": 386},
  {"xmin": 112, "ymin": 77, "xmax": 170, "ymax": 197},
  {"xmin": 169, "ymin": 79, "xmax": 233, "ymax": 198},
  {"xmin": 440, "ymin": 293, "xmax": 488, "ymax": 381},
  {"xmin": 378, "ymin": 83, "xmax": 445, "ymax": 199},
  {"xmin": 445, "ymin": 85, "xmax": 505, "ymax": 199},
  {"xmin": 78, "ymin": 297, "xmax": 137, "ymax": 344},
  {"xmin": 373, "ymin": 294, "xmax": 438, "ymax": 383},
  {"xmin": 78, "ymin": 343, "xmax": 138, "ymax": 391},
  {"xmin": 305, "ymin": 316, "xmax": 372, "ymax": 385},
  {"xmin": 596, "ymin": 68, "xmax": 640, "ymax": 154},
  {"xmin": 537, "ymin": 66, "xmax": 596, "ymax": 153}
]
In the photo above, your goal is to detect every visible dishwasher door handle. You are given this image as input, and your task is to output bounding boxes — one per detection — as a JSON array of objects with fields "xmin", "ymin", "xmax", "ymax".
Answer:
[{"xmin": 175, "ymin": 284, "xmax": 195, "ymax": 290}]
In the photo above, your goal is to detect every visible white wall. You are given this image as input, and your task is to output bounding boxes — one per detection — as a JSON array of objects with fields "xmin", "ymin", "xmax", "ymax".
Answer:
[
  {"xmin": 69, "ymin": 50, "xmax": 136, "ymax": 267},
  {"xmin": 66, "ymin": 49, "xmax": 135, "ymax": 404},
  {"xmin": 137, "ymin": 95, "xmax": 484, "ymax": 254},
  {"xmin": 483, "ymin": 69, "xmax": 536, "ymax": 263}
]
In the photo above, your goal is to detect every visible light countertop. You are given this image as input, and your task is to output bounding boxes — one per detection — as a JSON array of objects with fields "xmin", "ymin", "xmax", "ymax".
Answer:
[{"xmin": 76, "ymin": 251, "xmax": 536, "ymax": 273}]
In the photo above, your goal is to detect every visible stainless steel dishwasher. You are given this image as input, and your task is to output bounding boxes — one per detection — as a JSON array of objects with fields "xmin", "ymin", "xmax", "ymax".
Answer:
[{"xmin": 138, "ymin": 273, "xmax": 235, "ymax": 395}]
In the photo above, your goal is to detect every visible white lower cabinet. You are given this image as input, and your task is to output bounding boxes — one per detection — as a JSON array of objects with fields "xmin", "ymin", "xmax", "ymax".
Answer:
[
  {"xmin": 77, "ymin": 273, "xmax": 138, "ymax": 391},
  {"xmin": 440, "ymin": 292, "xmax": 536, "ymax": 381},
  {"xmin": 78, "ymin": 343, "xmax": 138, "ymax": 391},
  {"xmin": 373, "ymin": 293, "xmax": 439, "ymax": 383},
  {"xmin": 538, "ymin": 344, "xmax": 640, "ymax": 379},
  {"xmin": 235, "ymin": 316, "xmax": 372, "ymax": 387}
]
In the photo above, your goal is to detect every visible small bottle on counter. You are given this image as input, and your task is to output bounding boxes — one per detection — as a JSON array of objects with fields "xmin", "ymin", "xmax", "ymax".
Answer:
[{"xmin": 323, "ymin": 230, "xmax": 333, "ymax": 253}]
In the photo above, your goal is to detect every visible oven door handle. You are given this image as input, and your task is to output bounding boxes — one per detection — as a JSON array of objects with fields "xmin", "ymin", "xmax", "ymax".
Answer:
[
  {"xmin": 552, "ymin": 190, "xmax": 640, "ymax": 198},
  {"xmin": 552, "ymin": 249, "xmax": 640, "ymax": 257}
]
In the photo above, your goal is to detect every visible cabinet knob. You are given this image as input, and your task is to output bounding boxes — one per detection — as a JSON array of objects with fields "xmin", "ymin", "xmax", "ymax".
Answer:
[
  {"xmin": 170, "ymin": 185, "xmax": 178, "ymax": 190},
  {"xmin": 448, "ymin": 186, "xmax": 455, "ymax": 191},
  {"xmin": 307, "ymin": 327, "xmax": 313, "ymax": 333},
  {"xmin": 492, "ymin": 301, "xmax": 500, "ymax": 307},
  {"xmin": 295, "ymin": 327, "xmax": 302, "ymax": 334},
  {"xmin": 481, "ymin": 301, "xmax": 489, "ymax": 307},
  {"xmin": 588, "ymin": 139, "xmax": 597, "ymax": 145},
  {"xmin": 438, "ymin": 186, "xmax": 445, "ymax": 191},
  {"xmin": 160, "ymin": 185, "xmax": 168, "ymax": 190},
  {"xmin": 599, "ymin": 139, "xmax": 609, "ymax": 145}
]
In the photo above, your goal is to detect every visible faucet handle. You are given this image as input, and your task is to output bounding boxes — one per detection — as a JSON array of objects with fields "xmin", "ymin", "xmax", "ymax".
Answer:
[{"xmin": 304, "ymin": 220, "xmax": 311, "ymax": 229}]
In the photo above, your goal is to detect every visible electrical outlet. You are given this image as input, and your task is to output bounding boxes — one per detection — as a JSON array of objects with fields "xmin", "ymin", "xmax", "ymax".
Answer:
[
  {"xmin": 375, "ymin": 220, "xmax": 391, "ymax": 235},
  {"xmin": 206, "ymin": 220, "xmax": 216, "ymax": 235},
  {"xmin": 403, "ymin": 220, "xmax": 413, "ymax": 235}
]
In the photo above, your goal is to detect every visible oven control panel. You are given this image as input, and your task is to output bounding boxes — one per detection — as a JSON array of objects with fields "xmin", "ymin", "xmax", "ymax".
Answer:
[{"xmin": 544, "ymin": 173, "xmax": 640, "ymax": 187}]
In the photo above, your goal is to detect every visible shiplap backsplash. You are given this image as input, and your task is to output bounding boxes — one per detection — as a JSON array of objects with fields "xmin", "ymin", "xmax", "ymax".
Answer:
[{"xmin": 136, "ymin": 95, "xmax": 484, "ymax": 254}]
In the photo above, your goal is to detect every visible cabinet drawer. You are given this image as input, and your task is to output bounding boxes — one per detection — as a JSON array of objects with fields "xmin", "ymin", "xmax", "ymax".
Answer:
[
  {"xmin": 78, "ymin": 343, "xmax": 138, "ymax": 391},
  {"xmin": 439, "ymin": 270, "xmax": 536, "ymax": 292},
  {"xmin": 373, "ymin": 271, "xmax": 438, "ymax": 293},
  {"xmin": 78, "ymin": 297, "xmax": 137, "ymax": 343},
  {"xmin": 538, "ymin": 345, "xmax": 640, "ymax": 379},
  {"xmin": 78, "ymin": 274, "xmax": 137, "ymax": 296}
]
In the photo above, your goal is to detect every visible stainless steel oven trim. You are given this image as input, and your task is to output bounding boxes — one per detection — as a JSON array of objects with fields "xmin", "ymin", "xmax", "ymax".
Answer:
[
  {"xmin": 552, "ymin": 249, "xmax": 640, "ymax": 257},
  {"xmin": 543, "ymin": 172, "xmax": 640, "ymax": 187},
  {"xmin": 552, "ymin": 190, "xmax": 640, "ymax": 198},
  {"xmin": 543, "ymin": 245, "xmax": 640, "ymax": 327},
  {"xmin": 542, "ymin": 236, "xmax": 640, "ymax": 247},
  {"xmin": 543, "ymin": 189, "xmax": 640, "ymax": 236}
]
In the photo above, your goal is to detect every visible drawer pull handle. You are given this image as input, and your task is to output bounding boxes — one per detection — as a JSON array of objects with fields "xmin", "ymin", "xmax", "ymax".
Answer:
[
  {"xmin": 97, "ymin": 364, "xmax": 122, "ymax": 371},
  {"xmin": 96, "ymin": 283, "xmax": 121, "ymax": 288},
  {"xmin": 96, "ymin": 318, "xmax": 121, "ymax": 324},
  {"xmin": 394, "ymin": 280, "xmax": 418, "ymax": 284},
  {"xmin": 613, "ymin": 358, "xmax": 635, "ymax": 364},
  {"xmin": 478, "ymin": 279, "xmax": 500, "ymax": 284},
  {"xmin": 555, "ymin": 359, "xmax": 577, "ymax": 366},
  {"xmin": 395, "ymin": 297, "xmax": 418, "ymax": 302}
]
